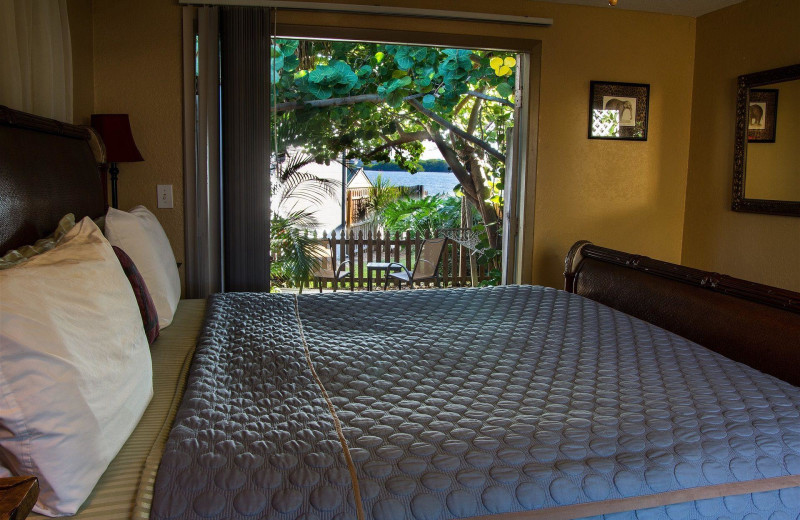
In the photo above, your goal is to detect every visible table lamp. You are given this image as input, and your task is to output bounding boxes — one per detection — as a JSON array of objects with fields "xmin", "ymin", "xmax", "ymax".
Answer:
[{"xmin": 91, "ymin": 114, "xmax": 144, "ymax": 209}]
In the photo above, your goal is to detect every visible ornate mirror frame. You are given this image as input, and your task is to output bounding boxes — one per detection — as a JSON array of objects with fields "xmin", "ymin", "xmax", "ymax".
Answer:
[{"xmin": 732, "ymin": 63, "xmax": 800, "ymax": 217}]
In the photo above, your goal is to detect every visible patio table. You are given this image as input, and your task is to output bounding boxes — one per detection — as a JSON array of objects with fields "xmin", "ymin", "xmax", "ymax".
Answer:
[{"xmin": 366, "ymin": 262, "xmax": 402, "ymax": 291}]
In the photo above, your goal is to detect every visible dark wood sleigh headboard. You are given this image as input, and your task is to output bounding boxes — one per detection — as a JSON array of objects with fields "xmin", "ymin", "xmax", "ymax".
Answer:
[
  {"xmin": 565, "ymin": 240, "xmax": 800, "ymax": 387},
  {"xmin": 0, "ymin": 105, "xmax": 107, "ymax": 253}
]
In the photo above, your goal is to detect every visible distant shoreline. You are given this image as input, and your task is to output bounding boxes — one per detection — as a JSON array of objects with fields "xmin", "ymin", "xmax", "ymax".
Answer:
[
  {"xmin": 363, "ymin": 170, "xmax": 457, "ymax": 196},
  {"xmin": 364, "ymin": 158, "xmax": 450, "ymax": 173}
]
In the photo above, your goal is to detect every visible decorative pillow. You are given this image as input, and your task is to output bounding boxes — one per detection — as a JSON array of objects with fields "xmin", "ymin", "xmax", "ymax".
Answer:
[
  {"xmin": 113, "ymin": 246, "xmax": 160, "ymax": 345},
  {"xmin": 0, "ymin": 213, "xmax": 75, "ymax": 269},
  {"xmin": 0, "ymin": 217, "xmax": 153, "ymax": 516},
  {"xmin": 104, "ymin": 206, "xmax": 181, "ymax": 328}
]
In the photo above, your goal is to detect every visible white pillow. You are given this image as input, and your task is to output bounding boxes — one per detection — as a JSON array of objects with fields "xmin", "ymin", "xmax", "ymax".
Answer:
[
  {"xmin": 0, "ymin": 217, "xmax": 153, "ymax": 516},
  {"xmin": 104, "ymin": 206, "xmax": 180, "ymax": 328}
]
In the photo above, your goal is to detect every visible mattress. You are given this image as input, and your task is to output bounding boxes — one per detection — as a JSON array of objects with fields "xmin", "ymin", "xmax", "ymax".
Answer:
[
  {"xmin": 28, "ymin": 299, "xmax": 206, "ymax": 520},
  {"xmin": 152, "ymin": 287, "xmax": 800, "ymax": 519}
]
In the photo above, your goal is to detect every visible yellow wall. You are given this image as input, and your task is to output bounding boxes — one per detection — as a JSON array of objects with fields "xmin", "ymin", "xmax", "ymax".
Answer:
[
  {"xmin": 84, "ymin": 0, "xmax": 697, "ymax": 290},
  {"xmin": 92, "ymin": 0, "xmax": 186, "ymax": 288},
  {"xmin": 682, "ymin": 0, "xmax": 800, "ymax": 292},
  {"xmin": 745, "ymin": 79, "xmax": 800, "ymax": 202},
  {"xmin": 67, "ymin": 0, "xmax": 93, "ymax": 125},
  {"xmin": 519, "ymin": 3, "xmax": 696, "ymax": 288}
]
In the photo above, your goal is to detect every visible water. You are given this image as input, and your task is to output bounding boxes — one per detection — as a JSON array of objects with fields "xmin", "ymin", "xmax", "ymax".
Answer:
[{"xmin": 364, "ymin": 170, "xmax": 459, "ymax": 197}]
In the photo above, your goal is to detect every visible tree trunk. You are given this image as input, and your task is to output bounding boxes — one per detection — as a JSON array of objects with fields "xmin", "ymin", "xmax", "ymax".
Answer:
[
  {"xmin": 472, "ymin": 178, "xmax": 500, "ymax": 251},
  {"xmin": 428, "ymin": 133, "xmax": 500, "ymax": 251}
]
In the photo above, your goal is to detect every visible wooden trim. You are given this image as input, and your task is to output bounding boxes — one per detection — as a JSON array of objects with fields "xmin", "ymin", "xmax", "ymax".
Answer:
[
  {"xmin": 0, "ymin": 105, "xmax": 90, "ymax": 140},
  {"xmin": 564, "ymin": 242, "xmax": 799, "ymax": 313},
  {"xmin": 0, "ymin": 476, "xmax": 39, "ymax": 520},
  {"xmin": 187, "ymin": 0, "xmax": 553, "ymax": 27},
  {"xmin": 275, "ymin": 23, "xmax": 541, "ymax": 52},
  {"xmin": 563, "ymin": 239, "xmax": 592, "ymax": 292}
]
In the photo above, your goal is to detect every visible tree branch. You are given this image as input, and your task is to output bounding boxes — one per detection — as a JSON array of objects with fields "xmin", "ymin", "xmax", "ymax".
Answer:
[
  {"xmin": 468, "ymin": 90, "xmax": 514, "ymax": 108},
  {"xmin": 275, "ymin": 92, "xmax": 427, "ymax": 112},
  {"xmin": 423, "ymin": 126, "xmax": 479, "ymax": 202},
  {"xmin": 452, "ymin": 96, "xmax": 471, "ymax": 118},
  {"xmin": 361, "ymin": 130, "xmax": 432, "ymax": 160},
  {"xmin": 276, "ymin": 92, "xmax": 506, "ymax": 163},
  {"xmin": 407, "ymin": 99, "xmax": 505, "ymax": 163},
  {"xmin": 467, "ymin": 89, "xmax": 484, "ymax": 135},
  {"xmin": 276, "ymin": 94, "xmax": 381, "ymax": 112}
]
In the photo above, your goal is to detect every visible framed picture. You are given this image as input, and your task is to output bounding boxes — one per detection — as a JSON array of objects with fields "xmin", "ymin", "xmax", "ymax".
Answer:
[
  {"xmin": 588, "ymin": 81, "xmax": 650, "ymax": 141},
  {"xmin": 747, "ymin": 89, "xmax": 779, "ymax": 143}
]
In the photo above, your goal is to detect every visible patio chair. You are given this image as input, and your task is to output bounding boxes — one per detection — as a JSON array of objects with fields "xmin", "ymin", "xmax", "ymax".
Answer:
[
  {"xmin": 383, "ymin": 237, "xmax": 447, "ymax": 290},
  {"xmin": 310, "ymin": 242, "xmax": 352, "ymax": 292}
]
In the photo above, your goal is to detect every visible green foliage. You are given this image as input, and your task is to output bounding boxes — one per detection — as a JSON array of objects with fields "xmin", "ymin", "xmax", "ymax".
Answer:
[
  {"xmin": 381, "ymin": 196, "xmax": 462, "ymax": 236},
  {"xmin": 270, "ymin": 148, "xmax": 339, "ymax": 293},
  {"xmin": 270, "ymin": 212, "xmax": 322, "ymax": 293},
  {"xmin": 364, "ymin": 159, "xmax": 450, "ymax": 172},
  {"xmin": 470, "ymin": 222, "xmax": 503, "ymax": 286},
  {"xmin": 270, "ymin": 39, "xmax": 515, "ymax": 168},
  {"xmin": 364, "ymin": 174, "xmax": 406, "ymax": 227},
  {"xmin": 271, "ymin": 38, "xmax": 515, "ymax": 250}
]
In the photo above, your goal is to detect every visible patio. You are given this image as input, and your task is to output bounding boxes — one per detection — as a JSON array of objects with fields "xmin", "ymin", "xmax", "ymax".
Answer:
[{"xmin": 270, "ymin": 229, "xmax": 492, "ymax": 292}]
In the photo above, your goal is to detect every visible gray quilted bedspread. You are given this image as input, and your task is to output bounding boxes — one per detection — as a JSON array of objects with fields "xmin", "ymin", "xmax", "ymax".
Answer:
[{"xmin": 151, "ymin": 286, "xmax": 800, "ymax": 519}]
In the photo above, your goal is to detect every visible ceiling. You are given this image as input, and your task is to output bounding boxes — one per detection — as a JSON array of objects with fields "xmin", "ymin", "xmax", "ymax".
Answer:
[{"xmin": 535, "ymin": 0, "xmax": 745, "ymax": 17}]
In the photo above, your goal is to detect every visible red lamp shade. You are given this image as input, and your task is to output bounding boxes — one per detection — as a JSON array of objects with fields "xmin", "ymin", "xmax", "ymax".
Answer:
[{"xmin": 91, "ymin": 114, "xmax": 144, "ymax": 163}]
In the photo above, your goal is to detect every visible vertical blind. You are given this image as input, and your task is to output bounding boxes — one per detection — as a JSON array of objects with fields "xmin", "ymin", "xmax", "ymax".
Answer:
[
  {"xmin": 220, "ymin": 6, "xmax": 271, "ymax": 292},
  {"xmin": 183, "ymin": 6, "xmax": 271, "ymax": 295},
  {"xmin": 182, "ymin": 5, "xmax": 223, "ymax": 298}
]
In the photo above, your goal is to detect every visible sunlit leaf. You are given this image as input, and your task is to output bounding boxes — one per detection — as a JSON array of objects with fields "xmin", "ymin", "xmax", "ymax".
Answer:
[
  {"xmin": 496, "ymin": 82, "xmax": 513, "ymax": 98},
  {"xmin": 307, "ymin": 82, "xmax": 332, "ymax": 99}
]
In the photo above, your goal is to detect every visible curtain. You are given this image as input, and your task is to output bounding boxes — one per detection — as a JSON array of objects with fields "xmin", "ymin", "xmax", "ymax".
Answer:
[
  {"xmin": 219, "ymin": 7, "xmax": 271, "ymax": 292},
  {"xmin": 0, "ymin": 0, "xmax": 73, "ymax": 122},
  {"xmin": 182, "ymin": 6, "xmax": 222, "ymax": 298},
  {"xmin": 182, "ymin": 6, "xmax": 271, "ymax": 296}
]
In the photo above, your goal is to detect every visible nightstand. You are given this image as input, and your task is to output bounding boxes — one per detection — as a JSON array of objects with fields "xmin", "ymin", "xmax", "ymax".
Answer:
[{"xmin": 0, "ymin": 476, "xmax": 38, "ymax": 520}]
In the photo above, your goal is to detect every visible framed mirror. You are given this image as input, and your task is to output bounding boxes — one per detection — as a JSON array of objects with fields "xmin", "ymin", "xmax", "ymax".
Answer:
[{"xmin": 732, "ymin": 63, "xmax": 800, "ymax": 216}]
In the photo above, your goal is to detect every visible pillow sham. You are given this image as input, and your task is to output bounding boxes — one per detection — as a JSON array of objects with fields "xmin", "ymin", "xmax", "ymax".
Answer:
[
  {"xmin": 104, "ymin": 206, "xmax": 180, "ymax": 328},
  {"xmin": 0, "ymin": 213, "xmax": 75, "ymax": 270},
  {"xmin": 113, "ymin": 246, "xmax": 160, "ymax": 345},
  {"xmin": 0, "ymin": 217, "xmax": 153, "ymax": 516}
]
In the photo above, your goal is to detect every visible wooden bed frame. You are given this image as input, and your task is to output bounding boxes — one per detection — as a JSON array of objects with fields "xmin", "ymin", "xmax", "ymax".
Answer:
[
  {"xmin": 2, "ymin": 104, "xmax": 799, "ymax": 388},
  {"xmin": 565, "ymin": 241, "xmax": 800, "ymax": 386},
  {"xmin": 0, "ymin": 105, "xmax": 106, "ymax": 254}
]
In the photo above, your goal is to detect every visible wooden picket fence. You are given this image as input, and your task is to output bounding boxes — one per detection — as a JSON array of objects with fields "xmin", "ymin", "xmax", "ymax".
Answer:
[{"xmin": 274, "ymin": 229, "xmax": 491, "ymax": 291}]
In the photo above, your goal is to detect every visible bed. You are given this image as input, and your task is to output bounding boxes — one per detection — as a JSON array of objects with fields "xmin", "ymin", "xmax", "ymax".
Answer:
[{"xmin": 1, "ymin": 106, "xmax": 799, "ymax": 520}]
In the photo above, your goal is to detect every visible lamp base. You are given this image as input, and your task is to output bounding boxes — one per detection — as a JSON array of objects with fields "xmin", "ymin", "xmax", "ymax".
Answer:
[{"xmin": 109, "ymin": 162, "xmax": 119, "ymax": 209}]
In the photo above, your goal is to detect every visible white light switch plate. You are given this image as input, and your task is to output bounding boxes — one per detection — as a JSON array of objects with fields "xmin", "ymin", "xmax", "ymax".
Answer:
[{"xmin": 157, "ymin": 185, "xmax": 174, "ymax": 208}]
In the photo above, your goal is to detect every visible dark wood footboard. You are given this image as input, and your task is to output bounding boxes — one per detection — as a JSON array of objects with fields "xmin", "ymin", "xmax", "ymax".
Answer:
[{"xmin": 564, "ymin": 241, "xmax": 800, "ymax": 387}]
